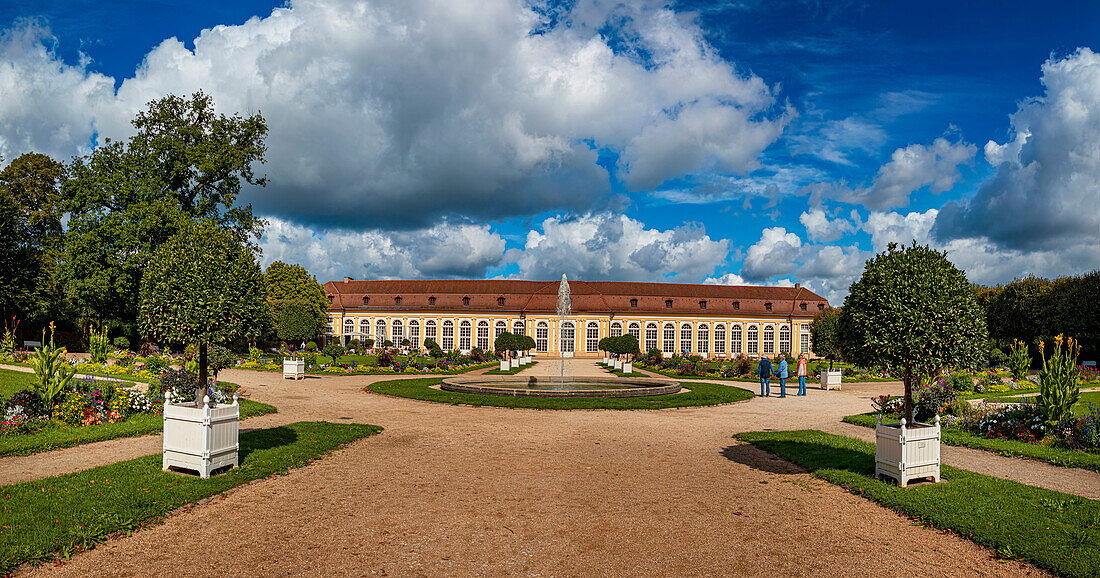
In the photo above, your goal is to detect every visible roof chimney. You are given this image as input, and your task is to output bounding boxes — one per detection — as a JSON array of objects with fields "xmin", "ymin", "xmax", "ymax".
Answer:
[
  {"xmin": 343, "ymin": 276, "xmax": 353, "ymax": 284},
  {"xmin": 794, "ymin": 283, "xmax": 800, "ymax": 289}
]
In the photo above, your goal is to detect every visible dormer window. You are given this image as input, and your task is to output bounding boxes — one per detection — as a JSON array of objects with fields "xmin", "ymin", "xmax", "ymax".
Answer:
[
  {"xmin": 765, "ymin": 302, "xmax": 773, "ymax": 312},
  {"xmin": 462, "ymin": 296, "xmax": 471, "ymax": 306},
  {"xmin": 699, "ymin": 300, "xmax": 707, "ymax": 310},
  {"xmin": 327, "ymin": 294, "xmax": 334, "ymax": 303},
  {"xmin": 362, "ymin": 296, "xmax": 370, "ymax": 305},
  {"xmin": 732, "ymin": 301, "xmax": 740, "ymax": 310},
  {"xmin": 800, "ymin": 302, "xmax": 807, "ymax": 312},
  {"xmin": 665, "ymin": 299, "xmax": 673, "ymax": 309},
  {"xmin": 818, "ymin": 303, "xmax": 825, "ymax": 311},
  {"xmin": 394, "ymin": 296, "xmax": 402, "ymax": 305},
  {"xmin": 630, "ymin": 298, "xmax": 638, "ymax": 308},
  {"xmin": 428, "ymin": 296, "xmax": 436, "ymax": 305},
  {"xmin": 497, "ymin": 296, "xmax": 506, "ymax": 306}
]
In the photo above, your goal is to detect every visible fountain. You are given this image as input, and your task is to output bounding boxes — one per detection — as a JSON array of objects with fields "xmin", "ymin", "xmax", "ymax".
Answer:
[
  {"xmin": 438, "ymin": 274, "xmax": 681, "ymax": 399},
  {"xmin": 557, "ymin": 274, "xmax": 570, "ymax": 385}
]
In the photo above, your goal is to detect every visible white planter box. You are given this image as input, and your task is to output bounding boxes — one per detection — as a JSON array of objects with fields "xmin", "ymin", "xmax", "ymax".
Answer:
[
  {"xmin": 163, "ymin": 393, "xmax": 239, "ymax": 478},
  {"xmin": 622, "ymin": 362, "xmax": 633, "ymax": 373},
  {"xmin": 875, "ymin": 416, "xmax": 941, "ymax": 488},
  {"xmin": 283, "ymin": 359, "xmax": 305, "ymax": 379},
  {"xmin": 603, "ymin": 357, "xmax": 609, "ymax": 365},
  {"xmin": 820, "ymin": 369, "xmax": 842, "ymax": 390},
  {"xmin": 522, "ymin": 356, "xmax": 531, "ymax": 364},
  {"xmin": 510, "ymin": 358, "xmax": 519, "ymax": 369},
  {"xmin": 613, "ymin": 359, "xmax": 622, "ymax": 369},
  {"xmin": 500, "ymin": 360, "xmax": 510, "ymax": 371}
]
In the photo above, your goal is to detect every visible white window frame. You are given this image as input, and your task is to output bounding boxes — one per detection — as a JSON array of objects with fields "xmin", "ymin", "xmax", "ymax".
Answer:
[
  {"xmin": 714, "ymin": 323, "xmax": 726, "ymax": 354},
  {"xmin": 536, "ymin": 322, "xmax": 549, "ymax": 352},
  {"xmin": 645, "ymin": 323, "xmax": 657, "ymax": 351},
  {"xmin": 731, "ymin": 324, "xmax": 742, "ymax": 354},
  {"xmin": 680, "ymin": 323, "xmax": 692, "ymax": 353},
  {"xmin": 477, "ymin": 320, "xmax": 490, "ymax": 350},
  {"xmin": 662, "ymin": 323, "xmax": 675, "ymax": 354},
  {"xmin": 409, "ymin": 320, "xmax": 420, "ymax": 348},
  {"xmin": 586, "ymin": 322, "xmax": 599, "ymax": 352},
  {"xmin": 560, "ymin": 321, "xmax": 575, "ymax": 353},
  {"xmin": 747, "ymin": 324, "xmax": 759, "ymax": 355},
  {"xmin": 442, "ymin": 320, "xmax": 454, "ymax": 351},
  {"xmin": 697, "ymin": 323, "xmax": 709, "ymax": 354},
  {"xmin": 763, "ymin": 325, "xmax": 775, "ymax": 355},
  {"xmin": 460, "ymin": 320, "xmax": 472, "ymax": 351}
]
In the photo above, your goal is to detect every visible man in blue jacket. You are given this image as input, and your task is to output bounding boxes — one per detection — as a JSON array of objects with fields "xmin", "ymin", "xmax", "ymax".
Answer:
[
  {"xmin": 758, "ymin": 356, "xmax": 772, "ymax": 397},
  {"xmin": 776, "ymin": 356, "xmax": 788, "ymax": 398}
]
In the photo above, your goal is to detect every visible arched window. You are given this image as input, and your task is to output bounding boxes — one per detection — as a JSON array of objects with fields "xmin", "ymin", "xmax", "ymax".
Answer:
[
  {"xmin": 680, "ymin": 323, "xmax": 692, "ymax": 353},
  {"xmin": 409, "ymin": 320, "xmax": 420, "ymax": 348},
  {"xmin": 512, "ymin": 320, "xmax": 525, "ymax": 336},
  {"xmin": 375, "ymin": 319, "xmax": 387, "ymax": 343},
  {"xmin": 325, "ymin": 317, "xmax": 334, "ymax": 336},
  {"xmin": 359, "ymin": 318, "xmax": 370, "ymax": 338},
  {"xmin": 495, "ymin": 320, "xmax": 507, "ymax": 340},
  {"xmin": 800, "ymin": 323, "xmax": 811, "ymax": 354},
  {"xmin": 628, "ymin": 322, "xmax": 640, "ymax": 341},
  {"xmin": 476, "ymin": 320, "xmax": 489, "ymax": 350},
  {"xmin": 779, "ymin": 325, "xmax": 791, "ymax": 354},
  {"xmin": 697, "ymin": 323, "xmax": 709, "ymax": 354},
  {"xmin": 610, "ymin": 322, "xmax": 622, "ymax": 337},
  {"xmin": 645, "ymin": 323, "xmax": 658, "ymax": 351},
  {"xmin": 391, "ymin": 319, "xmax": 404, "ymax": 344},
  {"xmin": 731, "ymin": 324, "xmax": 742, "ymax": 354},
  {"xmin": 662, "ymin": 323, "xmax": 675, "ymax": 354},
  {"xmin": 442, "ymin": 320, "xmax": 454, "ymax": 351},
  {"xmin": 586, "ymin": 322, "xmax": 599, "ymax": 352},
  {"xmin": 536, "ymin": 322, "xmax": 549, "ymax": 352},
  {"xmin": 343, "ymin": 318, "xmax": 354, "ymax": 335},
  {"xmin": 459, "ymin": 320, "xmax": 472, "ymax": 351},
  {"xmin": 714, "ymin": 323, "xmax": 726, "ymax": 355},
  {"xmin": 763, "ymin": 325, "xmax": 775, "ymax": 354},
  {"xmin": 747, "ymin": 325, "xmax": 759, "ymax": 355},
  {"xmin": 560, "ymin": 321, "xmax": 575, "ymax": 353},
  {"xmin": 425, "ymin": 319, "xmax": 437, "ymax": 342}
]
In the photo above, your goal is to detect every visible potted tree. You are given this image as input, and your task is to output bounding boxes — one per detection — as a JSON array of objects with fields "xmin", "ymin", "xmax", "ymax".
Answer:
[
  {"xmin": 620, "ymin": 334, "xmax": 640, "ymax": 374},
  {"xmin": 139, "ymin": 220, "xmax": 265, "ymax": 478},
  {"xmin": 275, "ymin": 303, "xmax": 318, "ymax": 379},
  {"xmin": 494, "ymin": 331, "xmax": 514, "ymax": 371},
  {"xmin": 840, "ymin": 243, "xmax": 986, "ymax": 487},
  {"xmin": 599, "ymin": 337, "xmax": 610, "ymax": 366},
  {"xmin": 810, "ymin": 307, "xmax": 843, "ymax": 390},
  {"xmin": 521, "ymin": 335, "xmax": 534, "ymax": 365}
]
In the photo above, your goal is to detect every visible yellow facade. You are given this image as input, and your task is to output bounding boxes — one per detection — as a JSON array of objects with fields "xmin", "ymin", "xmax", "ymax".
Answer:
[{"xmin": 325, "ymin": 310, "xmax": 813, "ymax": 359}]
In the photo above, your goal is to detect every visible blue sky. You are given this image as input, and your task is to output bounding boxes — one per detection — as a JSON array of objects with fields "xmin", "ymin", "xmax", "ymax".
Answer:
[{"xmin": 1, "ymin": 0, "xmax": 1097, "ymax": 302}]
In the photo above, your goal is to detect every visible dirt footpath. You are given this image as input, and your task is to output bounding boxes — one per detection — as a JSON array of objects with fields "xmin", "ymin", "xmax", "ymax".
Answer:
[{"xmin": 19, "ymin": 362, "xmax": 1050, "ymax": 577}]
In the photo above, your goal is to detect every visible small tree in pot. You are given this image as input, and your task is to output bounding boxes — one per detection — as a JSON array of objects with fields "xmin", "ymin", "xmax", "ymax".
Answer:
[
  {"xmin": 809, "ymin": 307, "xmax": 842, "ymax": 371},
  {"xmin": 139, "ymin": 220, "xmax": 265, "ymax": 405}
]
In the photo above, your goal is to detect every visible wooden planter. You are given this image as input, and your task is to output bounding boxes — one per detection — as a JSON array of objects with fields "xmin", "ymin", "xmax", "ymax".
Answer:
[
  {"xmin": 283, "ymin": 359, "xmax": 305, "ymax": 379},
  {"xmin": 163, "ymin": 392, "xmax": 239, "ymax": 478},
  {"xmin": 510, "ymin": 358, "xmax": 519, "ymax": 369},
  {"xmin": 820, "ymin": 369, "xmax": 843, "ymax": 390},
  {"xmin": 875, "ymin": 416, "xmax": 941, "ymax": 488},
  {"xmin": 613, "ymin": 359, "xmax": 622, "ymax": 369},
  {"xmin": 500, "ymin": 360, "xmax": 510, "ymax": 371},
  {"xmin": 522, "ymin": 355, "xmax": 531, "ymax": 365},
  {"xmin": 622, "ymin": 362, "xmax": 633, "ymax": 373}
]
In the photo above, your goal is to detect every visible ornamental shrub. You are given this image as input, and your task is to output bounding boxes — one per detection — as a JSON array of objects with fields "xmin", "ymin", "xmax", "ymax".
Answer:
[
  {"xmin": 322, "ymin": 343, "xmax": 346, "ymax": 365},
  {"xmin": 305, "ymin": 341, "xmax": 318, "ymax": 351},
  {"xmin": 375, "ymin": 349, "xmax": 393, "ymax": 368},
  {"xmin": 913, "ymin": 377, "xmax": 958, "ymax": 422},
  {"xmin": 470, "ymin": 347, "xmax": 487, "ymax": 363},
  {"xmin": 112, "ymin": 336, "xmax": 130, "ymax": 351},
  {"xmin": 948, "ymin": 372, "xmax": 974, "ymax": 392},
  {"xmin": 429, "ymin": 346, "xmax": 444, "ymax": 358},
  {"xmin": 988, "ymin": 347, "xmax": 1008, "ymax": 367},
  {"xmin": 88, "ymin": 327, "xmax": 109, "ymax": 363},
  {"xmin": 142, "ymin": 355, "xmax": 169, "ymax": 375},
  {"xmin": 159, "ymin": 369, "xmax": 199, "ymax": 404}
]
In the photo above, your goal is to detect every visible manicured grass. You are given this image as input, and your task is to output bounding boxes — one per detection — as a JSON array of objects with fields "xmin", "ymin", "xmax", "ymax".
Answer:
[
  {"xmin": 484, "ymin": 361, "xmax": 539, "ymax": 375},
  {"xmin": 0, "ymin": 368, "xmax": 36, "ymax": 401},
  {"xmin": 979, "ymin": 391, "xmax": 1100, "ymax": 416},
  {"xmin": 0, "ymin": 399, "xmax": 277, "ymax": 457},
  {"xmin": 367, "ymin": 377, "xmax": 754, "ymax": 409},
  {"xmin": 843, "ymin": 412, "xmax": 1100, "ymax": 473},
  {"xmin": 735, "ymin": 429, "xmax": 1100, "ymax": 578},
  {"xmin": 0, "ymin": 421, "xmax": 381, "ymax": 572}
]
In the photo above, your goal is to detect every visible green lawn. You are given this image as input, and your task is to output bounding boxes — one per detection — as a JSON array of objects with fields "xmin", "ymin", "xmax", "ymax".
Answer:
[
  {"xmin": 844, "ymin": 408, "xmax": 1100, "ymax": 473},
  {"xmin": 735, "ymin": 429, "xmax": 1100, "ymax": 578},
  {"xmin": 0, "ymin": 421, "xmax": 381, "ymax": 572},
  {"xmin": 484, "ymin": 361, "xmax": 539, "ymax": 375},
  {"xmin": 367, "ymin": 377, "xmax": 754, "ymax": 409},
  {"xmin": 979, "ymin": 391, "xmax": 1100, "ymax": 416}
]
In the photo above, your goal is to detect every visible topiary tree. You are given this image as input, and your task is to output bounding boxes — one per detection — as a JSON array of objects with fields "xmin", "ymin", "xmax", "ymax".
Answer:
[
  {"xmin": 138, "ymin": 220, "xmax": 266, "ymax": 405},
  {"xmin": 494, "ymin": 331, "xmax": 516, "ymax": 358},
  {"xmin": 423, "ymin": 337, "xmax": 439, "ymax": 351},
  {"xmin": 839, "ymin": 243, "xmax": 987, "ymax": 423},
  {"xmin": 322, "ymin": 343, "xmax": 346, "ymax": 365},
  {"xmin": 276, "ymin": 302, "xmax": 321, "ymax": 343},
  {"xmin": 809, "ymin": 307, "xmax": 842, "ymax": 370}
]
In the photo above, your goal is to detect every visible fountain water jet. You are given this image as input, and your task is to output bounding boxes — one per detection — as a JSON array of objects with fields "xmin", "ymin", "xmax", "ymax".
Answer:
[{"xmin": 557, "ymin": 274, "xmax": 571, "ymax": 385}]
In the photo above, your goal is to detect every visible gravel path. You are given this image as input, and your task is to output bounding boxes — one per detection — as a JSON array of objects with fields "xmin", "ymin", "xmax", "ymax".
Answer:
[{"xmin": 2, "ymin": 359, "xmax": 1089, "ymax": 576}]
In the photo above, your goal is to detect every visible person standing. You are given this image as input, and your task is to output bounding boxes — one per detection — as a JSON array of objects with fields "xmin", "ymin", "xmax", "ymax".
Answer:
[
  {"xmin": 777, "ymin": 356, "xmax": 788, "ymax": 398},
  {"xmin": 758, "ymin": 356, "xmax": 772, "ymax": 397},
  {"xmin": 796, "ymin": 353, "xmax": 808, "ymax": 396}
]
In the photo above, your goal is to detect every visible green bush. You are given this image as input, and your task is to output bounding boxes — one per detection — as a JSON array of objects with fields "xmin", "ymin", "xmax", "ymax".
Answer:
[
  {"xmin": 988, "ymin": 347, "xmax": 1007, "ymax": 367},
  {"xmin": 948, "ymin": 372, "xmax": 974, "ymax": 392},
  {"xmin": 88, "ymin": 328, "xmax": 109, "ymax": 364},
  {"xmin": 305, "ymin": 341, "xmax": 318, "ymax": 350},
  {"xmin": 1009, "ymin": 340, "xmax": 1031, "ymax": 380},
  {"xmin": 112, "ymin": 336, "xmax": 130, "ymax": 351},
  {"xmin": 322, "ymin": 344, "xmax": 345, "ymax": 365},
  {"xmin": 141, "ymin": 355, "xmax": 169, "ymax": 374}
]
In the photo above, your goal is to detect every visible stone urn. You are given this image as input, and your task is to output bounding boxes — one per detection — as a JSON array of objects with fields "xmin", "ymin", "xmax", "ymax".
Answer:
[
  {"xmin": 163, "ymin": 392, "xmax": 239, "ymax": 478},
  {"xmin": 874, "ymin": 415, "xmax": 941, "ymax": 488}
]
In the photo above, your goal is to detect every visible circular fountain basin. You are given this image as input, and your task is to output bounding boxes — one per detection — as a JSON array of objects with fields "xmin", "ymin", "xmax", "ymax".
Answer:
[{"xmin": 441, "ymin": 375, "xmax": 681, "ymax": 398}]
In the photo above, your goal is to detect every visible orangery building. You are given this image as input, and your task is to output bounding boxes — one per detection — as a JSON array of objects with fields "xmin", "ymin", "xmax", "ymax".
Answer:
[{"xmin": 322, "ymin": 279, "xmax": 829, "ymax": 359}]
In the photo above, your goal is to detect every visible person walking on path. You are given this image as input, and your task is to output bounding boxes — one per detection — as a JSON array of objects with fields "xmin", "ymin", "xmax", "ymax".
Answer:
[
  {"xmin": 796, "ymin": 353, "xmax": 808, "ymax": 396},
  {"xmin": 758, "ymin": 356, "xmax": 772, "ymax": 397},
  {"xmin": 776, "ymin": 356, "xmax": 788, "ymax": 398}
]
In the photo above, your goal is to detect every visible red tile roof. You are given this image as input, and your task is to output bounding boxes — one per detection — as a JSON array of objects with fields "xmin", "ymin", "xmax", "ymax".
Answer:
[{"xmin": 323, "ymin": 279, "xmax": 828, "ymax": 318}]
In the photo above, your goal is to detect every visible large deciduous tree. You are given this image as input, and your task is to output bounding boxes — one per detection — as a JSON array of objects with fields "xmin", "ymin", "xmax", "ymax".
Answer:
[
  {"xmin": 0, "ymin": 153, "xmax": 66, "ymax": 327},
  {"xmin": 264, "ymin": 261, "xmax": 327, "ymax": 342},
  {"xmin": 62, "ymin": 91, "xmax": 268, "ymax": 333},
  {"xmin": 139, "ymin": 220, "xmax": 266, "ymax": 404},
  {"xmin": 839, "ymin": 243, "xmax": 987, "ymax": 423}
]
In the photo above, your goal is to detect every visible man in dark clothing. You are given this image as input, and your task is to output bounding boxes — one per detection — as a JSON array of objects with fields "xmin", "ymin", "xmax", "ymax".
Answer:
[{"xmin": 758, "ymin": 356, "xmax": 772, "ymax": 397}]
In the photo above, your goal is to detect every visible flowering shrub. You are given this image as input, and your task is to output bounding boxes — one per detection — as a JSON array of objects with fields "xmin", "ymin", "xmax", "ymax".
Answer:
[
  {"xmin": 129, "ymin": 391, "xmax": 153, "ymax": 413},
  {"xmin": 1062, "ymin": 403, "xmax": 1100, "ymax": 450},
  {"xmin": 871, "ymin": 395, "xmax": 904, "ymax": 416},
  {"xmin": 5, "ymin": 389, "xmax": 47, "ymax": 418},
  {"xmin": 914, "ymin": 377, "xmax": 958, "ymax": 422}
]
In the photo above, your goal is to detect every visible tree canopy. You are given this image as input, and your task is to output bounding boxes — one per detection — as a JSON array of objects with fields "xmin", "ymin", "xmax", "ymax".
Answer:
[
  {"xmin": 809, "ymin": 307, "xmax": 842, "ymax": 369},
  {"xmin": 138, "ymin": 219, "xmax": 266, "ymax": 401},
  {"xmin": 839, "ymin": 243, "xmax": 987, "ymax": 422},
  {"xmin": 264, "ymin": 260, "xmax": 327, "ymax": 340},
  {"xmin": 276, "ymin": 303, "xmax": 321, "ymax": 342},
  {"xmin": 61, "ymin": 91, "xmax": 268, "ymax": 332}
]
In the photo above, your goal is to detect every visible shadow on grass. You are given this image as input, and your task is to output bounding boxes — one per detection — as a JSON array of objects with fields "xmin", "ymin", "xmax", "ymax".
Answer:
[
  {"xmin": 736, "ymin": 431, "xmax": 877, "ymax": 478},
  {"xmin": 239, "ymin": 426, "xmax": 298, "ymax": 461},
  {"xmin": 720, "ymin": 444, "xmax": 806, "ymax": 475}
]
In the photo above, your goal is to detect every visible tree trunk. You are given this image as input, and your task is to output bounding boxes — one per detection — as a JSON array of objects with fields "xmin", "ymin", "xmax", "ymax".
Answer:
[
  {"xmin": 903, "ymin": 367, "xmax": 914, "ymax": 424},
  {"xmin": 196, "ymin": 342, "xmax": 208, "ymax": 406}
]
